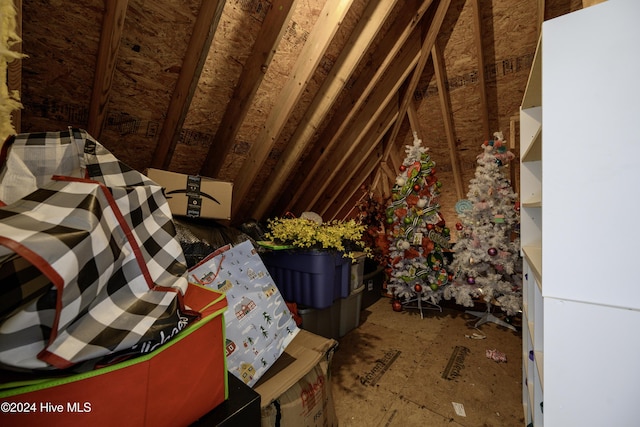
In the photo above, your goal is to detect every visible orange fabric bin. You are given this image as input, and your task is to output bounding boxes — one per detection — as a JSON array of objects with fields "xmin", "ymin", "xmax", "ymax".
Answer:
[{"xmin": 0, "ymin": 283, "xmax": 228, "ymax": 427}]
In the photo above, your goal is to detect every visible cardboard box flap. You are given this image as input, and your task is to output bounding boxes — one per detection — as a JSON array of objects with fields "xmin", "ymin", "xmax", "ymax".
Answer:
[{"xmin": 253, "ymin": 329, "xmax": 337, "ymax": 407}]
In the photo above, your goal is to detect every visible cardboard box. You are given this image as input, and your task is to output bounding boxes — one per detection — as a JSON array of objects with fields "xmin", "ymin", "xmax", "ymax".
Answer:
[
  {"xmin": 254, "ymin": 329, "xmax": 338, "ymax": 427},
  {"xmin": 0, "ymin": 284, "xmax": 228, "ymax": 427},
  {"xmin": 146, "ymin": 168, "xmax": 232, "ymax": 220}
]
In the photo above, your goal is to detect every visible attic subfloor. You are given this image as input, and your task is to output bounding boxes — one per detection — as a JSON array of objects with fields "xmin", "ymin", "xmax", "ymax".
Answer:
[{"xmin": 330, "ymin": 298, "xmax": 524, "ymax": 426}]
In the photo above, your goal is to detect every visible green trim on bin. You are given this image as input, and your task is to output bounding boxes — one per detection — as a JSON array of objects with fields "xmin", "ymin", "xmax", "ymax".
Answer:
[
  {"xmin": 256, "ymin": 240, "xmax": 295, "ymax": 250},
  {"xmin": 0, "ymin": 285, "xmax": 228, "ymax": 398}
]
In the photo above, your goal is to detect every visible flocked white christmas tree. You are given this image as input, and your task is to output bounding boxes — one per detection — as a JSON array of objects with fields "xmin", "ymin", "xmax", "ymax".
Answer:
[
  {"xmin": 385, "ymin": 132, "xmax": 452, "ymax": 317},
  {"xmin": 445, "ymin": 132, "xmax": 521, "ymax": 329}
]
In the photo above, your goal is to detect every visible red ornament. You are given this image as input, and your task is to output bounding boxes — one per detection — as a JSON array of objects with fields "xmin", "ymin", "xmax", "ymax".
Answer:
[
  {"xmin": 392, "ymin": 300, "xmax": 403, "ymax": 312},
  {"xmin": 455, "ymin": 222, "xmax": 463, "ymax": 231},
  {"xmin": 427, "ymin": 224, "xmax": 434, "ymax": 231},
  {"xmin": 448, "ymin": 274, "xmax": 454, "ymax": 281},
  {"xmin": 414, "ymin": 284, "xmax": 422, "ymax": 293},
  {"xmin": 399, "ymin": 165, "xmax": 407, "ymax": 172},
  {"xmin": 413, "ymin": 184, "xmax": 421, "ymax": 192}
]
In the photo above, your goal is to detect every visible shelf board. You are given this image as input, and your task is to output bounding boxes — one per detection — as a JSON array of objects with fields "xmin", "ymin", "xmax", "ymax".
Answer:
[
  {"xmin": 522, "ymin": 35, "xmax": 542, "ymax": 109},
  {"xmin": 522, "ymin": 199, "xmax": 541, "ymax": 208},
  {"xmin": 521, "ymin": 125, "xmax": 541, "ymax": 162},
  {"xmin": 523, "ymin": 246, "xmax": 542, "ymax": 287}
]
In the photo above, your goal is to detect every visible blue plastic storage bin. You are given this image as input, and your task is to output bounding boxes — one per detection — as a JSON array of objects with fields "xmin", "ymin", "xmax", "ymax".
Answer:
[{"xmin": 262, "ymin": 249, "xmax": 350, "ymax": 309}]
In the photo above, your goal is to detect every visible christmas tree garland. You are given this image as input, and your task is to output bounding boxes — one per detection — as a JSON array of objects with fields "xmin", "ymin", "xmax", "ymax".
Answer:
[{"xmin": 385, "ymin": 132, "xmax": 452, "ymax": 309}]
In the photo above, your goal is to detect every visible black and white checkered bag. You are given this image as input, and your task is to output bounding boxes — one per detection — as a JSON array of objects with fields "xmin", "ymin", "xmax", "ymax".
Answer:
[{"xmin": 0, "ymin": 128, "xmax": 194, "ymax": 371}]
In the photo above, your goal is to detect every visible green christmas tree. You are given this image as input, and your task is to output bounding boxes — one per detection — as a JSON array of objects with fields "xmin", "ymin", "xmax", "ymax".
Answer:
[
  {"xmin": 445, "ymin": 132, "xmax": 521, "ymax": 329},
  {"xmin": 385, "ymin": 132, "xmax": 451, "ymax": 316}
]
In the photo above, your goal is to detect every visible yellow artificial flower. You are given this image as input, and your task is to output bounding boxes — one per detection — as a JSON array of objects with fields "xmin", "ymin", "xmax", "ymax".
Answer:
[{"xmin": 265, "ymin": 217, "xmax": 372, "ymax": 261}]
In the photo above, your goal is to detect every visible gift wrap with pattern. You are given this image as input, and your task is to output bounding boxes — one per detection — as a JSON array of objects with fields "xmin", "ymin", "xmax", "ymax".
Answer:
[{"xmin": 188, "ymin": 240, "xmax": 299, "ymax": 387}]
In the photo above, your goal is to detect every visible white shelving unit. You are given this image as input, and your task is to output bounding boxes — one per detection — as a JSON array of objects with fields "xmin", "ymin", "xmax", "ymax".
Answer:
[
  {"xmin": 521, "ymin": 1, "xmax": 640, "ymax": 426},
  {"xmin": 520, "ymin": 31, "xmax": 543, "ymax": 427}
]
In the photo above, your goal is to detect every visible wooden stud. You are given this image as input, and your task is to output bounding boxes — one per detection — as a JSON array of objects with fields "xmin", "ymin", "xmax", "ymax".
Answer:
[
  {"xmin": 150, "ymin": 0, "xmax": 225, "ymax": 169},
  {"xmin": 231, "ymin": 0, "xmax": 355, "ymax": 216},
  {"xmin": 201, "ymin": 0, "xmax": 297, "ymax": 178},
  {"xmin": 87, "ymin": 0, "xmax": 129, "ymax": 139},
  {"xmin": 251, "ymin": 0, "xmax": 398, "ymax": 220}
]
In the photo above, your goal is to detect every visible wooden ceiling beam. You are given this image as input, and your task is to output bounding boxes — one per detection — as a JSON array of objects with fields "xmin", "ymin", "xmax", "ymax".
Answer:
[
  {"xmin": 327, "ymin": 142, "xmax": 385, "ymax": 221},
  {"xmin": 87, "ymin": 0, "xmax": 129, "ymax": 139},
  {"xmin": 380, "ymin": 160, "xmax": 397, "ymax": 185},
  {"xmin": 432, "ymin": 43, "xmax": 464, "ymax": 200},
  {"xmin": 388, "ymin": 146, "xmax": 402, "ymax": 175},
  {"xmin": 382, "ymin": 0, "xmax": 450, "ymax": 163},
  {"xmin": 370, "ymin": 0, "xmax": 450, "ymax": 204},
  {"xmin": 150, "ymin": 0, "xmax": 225, "ymax": 169},
  {"xmin": 317, "ymin": 96, "xmax": 398, "ymax": 218},
  {"xmin": 250, "ymin": 0, "xmax": 399, "ymax": 221},
  {"xmin": 276, "ymin": 0, "xmax": 435, "ymax": 217},
  {"xmin": 335, "ymin": 191, "xmax": 365, "ymax": 221},
  {"xmin": 406, "ymin": 101, "xmax": 423, "ymax": 141},
  {"xmin": 380, "ymin": 169, "xmax": 392, "ymax": 200},
  {"xmin": 538, "ymin": 0, "xmax": 546, "ymax": 32},
  {"xmin": 230, "ymin": 0, "xmax": 354, "ymax": 217},
  {"xmin": 289, "ymin": 34, "xmax": 422, "ymax": 213},
  {"xmin": 370, "ymin": 167, "xmax": 384, "ymax": 199},
  {"xmin": 200, "ymin": 0, "xmax": 297, "ymax": 178},
  {"xmin": 471, "ymin": 0, "xmax": 489, "ymax": 139},
  {"xmin": 369, "ymin": 164, "xmax": 393, "ymax": 203}
]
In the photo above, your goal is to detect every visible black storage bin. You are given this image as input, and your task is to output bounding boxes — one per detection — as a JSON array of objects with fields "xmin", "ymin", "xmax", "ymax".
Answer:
[{"xmin": 361, "ymin": 266, "xmax": 385, "ymax": 309}]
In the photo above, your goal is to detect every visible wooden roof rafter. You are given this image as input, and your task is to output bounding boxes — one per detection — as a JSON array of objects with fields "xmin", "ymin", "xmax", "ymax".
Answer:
[
  {"xmin": 344, "ymin": 0, "xmax": 450, "ymax": 223},
  {"xmin": 251, "ymin": 0, "xmax": 399, "ymax": 220},
  {"xmin": 150, "ymin": 0, "xmax": 226, "ymax": 169},
  {"xmin": 471, "ymin": 0, "xmax": 489, "ymax": 140},
  {"xmin": 200, "ymin": 0, "xmax": 298, "ymax": 178},
  {"xmin": 291, "ymin": 31, "xmax": 424, "ymax": 214},
  {"xmin": 337, "ymin": 191, "xmax": 368, "ymax": 221},
  {"xmin": 432, "ymin": 42, "xmax": 464, "ymax": 199},
  {"xmin": 87, "ymin": 0, "xmax": 129, "ymax": 138},
  {"xmin": 230, "ymin": 0, "xmax": 355, "ymax": 217},
  {"xmin": 381, "ymin": 0, "xmax": 451, "ymax": 163},
  {"xmin": 319, "ymin": 96, "xmax": 399, "ymax": 219},
  {"xmin": 329, "ymin": 142, "xmax": 387, "ymax": 221},
  {"xmin": 274, "ymin": 0, "xmax": 436, "ymax": 218},
  {"xmin": 379, "ymin": 160, "xmax": 397, "ymax": 189}
]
